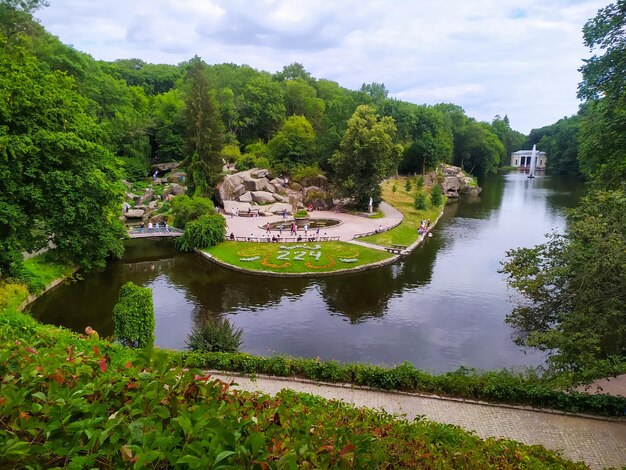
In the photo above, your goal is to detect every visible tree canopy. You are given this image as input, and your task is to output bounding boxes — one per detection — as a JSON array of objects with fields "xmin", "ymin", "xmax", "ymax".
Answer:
[{"xmin": 331, "ymin": 105, "xmax": 401, "ymax": 210}]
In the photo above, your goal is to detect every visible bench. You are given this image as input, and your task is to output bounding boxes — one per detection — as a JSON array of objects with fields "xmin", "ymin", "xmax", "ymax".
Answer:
[
  {"xmin": 391, "ymin": 244, "xmax": 407, "ymax": 250},
  {"xmin": 385, "ymin": 247, "xmax": 404, "ymax": 254}
]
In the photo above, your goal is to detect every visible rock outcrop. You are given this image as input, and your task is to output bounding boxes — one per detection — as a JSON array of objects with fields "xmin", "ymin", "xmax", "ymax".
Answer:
[
  {"xmin": 439, "ymin": 165, "xmax": 482, "ymax": 198},
  {"xmin": 217, "ymin": 168, "xmax": 332, "ymax": 213}
]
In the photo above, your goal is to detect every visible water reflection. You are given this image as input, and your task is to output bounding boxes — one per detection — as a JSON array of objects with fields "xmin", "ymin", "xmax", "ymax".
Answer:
[{"xmin": 29, "ymin": 173, "xmax": 584, "ymax": 372}]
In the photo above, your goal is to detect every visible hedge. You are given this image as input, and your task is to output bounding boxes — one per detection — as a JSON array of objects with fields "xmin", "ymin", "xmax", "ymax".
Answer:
[{"xmin": 182, "ymin": 352, "xmax": 626, "ymax": 417}]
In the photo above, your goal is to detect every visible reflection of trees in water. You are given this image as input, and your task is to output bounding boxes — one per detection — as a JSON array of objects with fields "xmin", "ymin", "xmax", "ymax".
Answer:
[
  {"xmin": 164, "ymin": 254, "xmax": 311, "ymax": 314},
  {"xmin": 319, "ymin": 236, "xmax": 441, "ymax": 323},
  {"xmin": 458, "ymin": 174, "xmax": 505, "ymax": 219}
]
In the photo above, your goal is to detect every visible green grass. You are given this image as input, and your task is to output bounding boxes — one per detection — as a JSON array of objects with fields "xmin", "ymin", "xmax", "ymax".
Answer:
[
  {"xmin": 205, "ymin": 241, "xmax": 393, "ymax": 274},
  {"xmin": 23, "ymin": 254, "xmax": 75, "ymax": 293},
  {"xmin": 361, "ymin": 178, "xmax": 444, "ymax": 247}
]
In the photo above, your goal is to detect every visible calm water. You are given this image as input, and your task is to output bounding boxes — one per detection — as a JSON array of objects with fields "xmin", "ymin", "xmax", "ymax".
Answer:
[{"xmin": 29, "ymin": 173, "xmax": 585, "ymax": 373}]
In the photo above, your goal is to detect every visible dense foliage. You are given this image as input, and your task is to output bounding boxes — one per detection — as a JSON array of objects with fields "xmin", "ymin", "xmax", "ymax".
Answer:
[
  {"xmin": 187, "ymin": 317, "xmax": 243, "ymax": 353},
  {"xmin": 175, "ymin": 214, "xmax": 226, "ymax": 252},
  {"xmin": 0, "ymin": 319, "xmax": 588, "ymax": 469},
  {"xmin": 112, "ymin": 282, "xmax": 155, "ymax": 349},
  {"xmin": 0, "ymin": 31, "xmax": 125, "ymax": 278},
  {"xmin": 331, "ymin": 105, "xmax": 402, "ymax": 210},
  {"xmin": 171, "ymin": 195, "xmax": 216, "ymax": 229}
]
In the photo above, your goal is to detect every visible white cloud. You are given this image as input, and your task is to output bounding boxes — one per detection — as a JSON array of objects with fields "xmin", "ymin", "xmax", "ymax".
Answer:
[{"xmin": 35, "ymin": 0, "xmax": 607, "ymax": 133}]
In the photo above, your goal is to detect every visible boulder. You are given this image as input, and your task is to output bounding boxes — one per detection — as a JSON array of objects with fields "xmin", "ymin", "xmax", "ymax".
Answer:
[
  {"xmin": 217, "ymin": 175, "xmax": 245, "ymax": 204},
  {"xmin": 299, "ymin": 174, "xmax": 328, "ymax": 189},
  {"xmin": 125, "ymin": 209, "xmax": 145, "ymax": 219},
  {"xmin": 270, "ymin": 177, "xmax": 285, "ymax": 187},
  {"xmin": 251, "ymin": 191, "xmax": 276, "ymax": 204},
  {"xmin": 441, "ymin": 176, "xmax": 460, "ymax": 196},
  {"xmin": 461, "ymin": 186, "xmax": 482, "ymax": 196},
  {"xmin": 164, "ymin": 183, "xmax": 185, "ymax": 196},
  {"xmin": 167, "ymin": 171, "xmax": 186, "ymax": 183},
  {"xmin": 244, "ymin": 178, "xmax": 268, "ymax": 192},
  {"xmin": 137, "ymin": 189, "xmax": 155, "ymax": 206},
  {"xmin": 273, "ymin": 194, "xmax": 286, "ymax": 202},
  {"xmin": 151, "ymin": 162, "xmax": 180, "ymax": 173},
  {"xmin": 121, "ymin": 179, "xmax": 132, "ymax": 189},
  {"xmin": 251, "ymin": 169, "xmax": 270, "ymax": 179},
  {"xmin": 148, "ymin": 201, "xmax": 158, "ymax": 210},
  {"xmin": 238, "ymin": 191, "xmax": 253, "ymax": 203},
  {"xmin": 265, "ymin": 182, "xmax": 276, "ymax": 194},
  {"xmin": 223, "ymin": 200, "xmax": 251, "ymax": 214},
  {"xmin": 126, "ymin": 192, "xmax": 140, "ymax": 201},
  {"xmin": 289, "ymin": 182, "xmax": 303, "ymax": 192}
]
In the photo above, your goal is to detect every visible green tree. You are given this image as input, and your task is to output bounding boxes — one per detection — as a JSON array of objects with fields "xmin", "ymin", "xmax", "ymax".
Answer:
[
  {"xmin": 430, "ymin": 185, "xmax": 443, "ymax": 206},
  {"xmin": 151, "ymin": 89, "xmax": 185, "ymax": 163},
  {"xmin": 175, "ymin": 213, "xmax": 226, "ymax": 252},
  {"xmin": 112, "ymin": 282, "xmax": 155, "ymax": 349},
  {"xmin": 183, "ymin": 57, "xmax": 224, "ymax": 196},
  {"xmin": 414, "ymin": 191, "xmax": 428, "ymax": 210},
  {"xmin": 171, "ymin": 195, "xmax": 215, "ymax": 229},
  {"xmin": 526, "ymin": 116, "xmax": 580, "ymax": 174},
  {"xmin": 0, "ymin": 33, "xmax": 125, "ymax": 277},
  {"xmin": 331, "ymin": 105, "xmax": 401, "ymax": 210},
  {"xmin": 577, "ymin": 0, "xmax": 626, "ymax": 190},
  {"xmin": 267, "ymin": 115, "xmax": 315, "ymax": 171},
  {"xmin": 284, "ymin": 78, "xmax": 325, "ymax": 130},
  {"xmin": 501, "ymin": 190, "xmax": 626, "ymax": 374},
  {"xmin": 239, "ymin": 75, "xmax": 285, "ymax": 143}
]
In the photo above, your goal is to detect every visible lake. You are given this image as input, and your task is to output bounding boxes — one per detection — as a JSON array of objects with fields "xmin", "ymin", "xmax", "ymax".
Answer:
[{"xmin": 29, "ymin": 172, "xmax": 585, "ymax": 373}]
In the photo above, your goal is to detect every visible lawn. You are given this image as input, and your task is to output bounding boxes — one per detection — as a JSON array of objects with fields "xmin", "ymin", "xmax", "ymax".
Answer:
[
  {"xmin": 204, "ymin": 240, "xmax": 394, "ymax": 274},
  {"xmin": 360, "ymin": 177, "xmax": 445, "ymax": 247}
]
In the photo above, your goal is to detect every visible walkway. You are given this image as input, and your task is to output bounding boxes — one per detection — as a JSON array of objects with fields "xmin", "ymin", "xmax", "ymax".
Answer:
[
  {"xmin": 127, "ymin": 228, "xmax": 183, "ymax": 239},
  {"xmin": 209, "ymin": 372, "xmax": 626, "ymax": 470},
  {"xmin": 223, "ymin": 201, "xmax": 403, "ymax": 242}
]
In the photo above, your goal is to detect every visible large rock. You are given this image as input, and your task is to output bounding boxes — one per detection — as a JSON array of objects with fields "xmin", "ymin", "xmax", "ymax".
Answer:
[
  {"xmin": 167, "ymin": 171, "xmax": 186, "ymax": 183},
  {"xmin": 151, "ymin": 162, "xmax": 180, "ymax": 173},
  {"xmin": 442, "ymin": 176, "xmax": 461, "ymax": 196},
  {"xmin": 244, "ymin": 178, "xmax": 268, "ymax": 192},
  {"xmin": 223, "ymin": 200, "xmax": 251, "ymax": 214},
  {"xmin": 251, "ymin": 191, "xmax": 276, "ymax": 204},
  {"xmin": 164, "ymin": 183, "xmax": 185, "ymax": 196},
  {"xmin": 126, "ymin": 192, "xmax": 140, "ymax": 201},
  {"xmin": 299, "ymin": 174, "xmax": 328, "ymax": 189},
  {"xmin": 217, "ymin": 175, "xmax": 245, "ymax": 204},
  {"xmin": 251, "ymin": 169, "xmax": 270, "ymax": 179},
  {"xmin": 238, "ymin": 191, "xmax": 253, "ymax": 203},
  {"xmin": 125, "ymin": 209, "xmax": 145, "ymax": 219},
  {"xmin": 137, "ymin": 189, "xmax": 155, "ymax": 206}
]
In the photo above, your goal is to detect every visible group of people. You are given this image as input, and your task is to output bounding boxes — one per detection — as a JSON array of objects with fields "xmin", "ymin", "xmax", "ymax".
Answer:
[
  {"xmin": 418, "ymin": 219, "xmax": 432, "ymax": 235},
  {"xmin": 139, "ymin": 221, "xmax": 169, "ymax": 233}
]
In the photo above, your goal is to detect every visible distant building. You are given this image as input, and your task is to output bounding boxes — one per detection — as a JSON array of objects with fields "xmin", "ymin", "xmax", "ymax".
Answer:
[{"xmin": 510, "ymin": 150, "xmax": 547, "ymax": 169}]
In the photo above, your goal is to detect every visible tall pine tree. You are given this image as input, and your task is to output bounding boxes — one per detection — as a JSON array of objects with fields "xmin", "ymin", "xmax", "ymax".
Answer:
[{"xmin": 183, "ymin": 57, "xmax": 223, "ymax": 196}]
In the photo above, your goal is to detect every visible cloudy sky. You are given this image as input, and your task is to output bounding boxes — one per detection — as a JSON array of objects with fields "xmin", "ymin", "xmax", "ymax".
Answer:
[{"xmin": 36, "ymin": 0, "xmax": 607, "ymax": 134}]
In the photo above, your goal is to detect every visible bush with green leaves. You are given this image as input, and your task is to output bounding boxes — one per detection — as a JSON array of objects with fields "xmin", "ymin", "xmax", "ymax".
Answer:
[
  {"xmin": 171, "ymin": 195, "xmax": 215, "ymax": 229},
  {"xmin": 404, "ymin": 179, "xmax": 412, "ymax": 192},
  {"xmin": 112, "ymin": 282, "xmax": 154, "ymax": 349},
  {"xmin": 294, "ymin": 209, "xmax": 309, "ymax": 218},
  {"xmin": 430, "ymin": 184, "xmax": 444, "ymax": 206},
  {"xmin": 175, "ymin": 214, "xmax": 226, "ymax": 252},
  {"xmin": 0, "ymin": 325, "xmax": 589, "ymax": 468},
  {"xmin": 187, "ymin": 317, "xmax": 243, "ymax": 353},
  {"xmin": 414, "ymin": 191, "xmax": 428, "ymax": 210},
  {"xmin": 235, "ymin": 153, "xmax": 270, "ymax": 172}
]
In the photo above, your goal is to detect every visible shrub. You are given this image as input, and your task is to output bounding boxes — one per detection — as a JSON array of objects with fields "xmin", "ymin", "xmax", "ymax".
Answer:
[
  {"xmin": 291, "ymin": 164, "xmax": 323, "ymax": 182},
  {"xmin": 120, "ymin": 156, "xmax": 149, "ymax": 182},
  {"xmin": 294, "ymin": 209, "xmax": 309, "ymax": 218},
  {"xmin": 414, "ymin": 191, "xmax": 428, "ymax": 210},
  {"xmin": 392, "ymin": 183, "xmax": 397, "ymax": 193},
  {"xmin": 404, "ymin": 180, "xmax": 412, "ymax": 192},
  {"xmin": 416, "ymin": 175, "xmax": 425, "ymax": 190},
  {"xmin": 236, "ymin": 153, "xmax": 270, "ymax": 172},
  {"xmin": 175, "ymin": 214, "xmax": 226, "ymax": 251},
  {"xmin": 112, "ymin": 282, "xmax": 154, "ymax": 349},
  {"xmin": 430, "ymin": 184, "xmax": 444, "ymax": 206},
  {"xmin": 187, "ymin": 317, "xmax": 243, "ymax": 353},
  {"xmin": 171, "ymin": 195, "xmax": 215, "ymax": 229}
]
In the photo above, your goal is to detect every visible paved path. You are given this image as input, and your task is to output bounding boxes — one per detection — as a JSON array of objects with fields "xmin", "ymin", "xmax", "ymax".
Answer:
[
  {"xmin": 223, "ymin": 201, "xmax": 403, "ymax": 242},
  {"xmin": 210, "ymin": 372, "xmax": 626, "ymax": 470},
  {"xmin": 576, "ymin": 374, "xmax": 626, "ymax": 397}
]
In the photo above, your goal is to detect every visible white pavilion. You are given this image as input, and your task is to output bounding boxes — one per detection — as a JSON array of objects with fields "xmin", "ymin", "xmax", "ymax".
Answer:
[{"xmin": 510, "ymin": 150, "xmax": 547, "ymax": 169}]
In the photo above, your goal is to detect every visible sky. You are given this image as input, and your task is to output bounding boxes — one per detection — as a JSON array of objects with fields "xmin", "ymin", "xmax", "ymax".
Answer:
[{"xmin": 35, "ymin": 0, "xmax": 608, "ymax": 134}]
